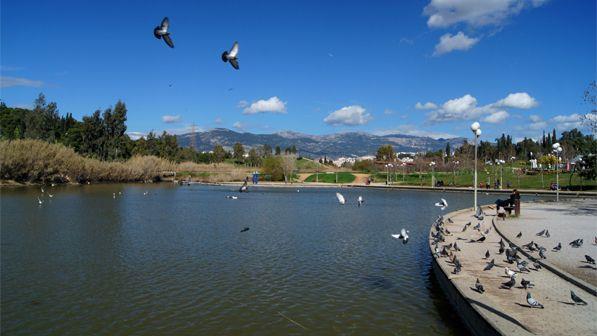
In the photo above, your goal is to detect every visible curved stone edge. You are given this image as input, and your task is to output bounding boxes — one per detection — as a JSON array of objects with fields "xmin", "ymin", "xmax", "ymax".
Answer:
[
  {"xmin": 492, "ymin": 215, "xmax": 597, "ymax": 297},
  {"xmin": 429, "ymin": 206, "xmax": 506, "ymax": 336}
]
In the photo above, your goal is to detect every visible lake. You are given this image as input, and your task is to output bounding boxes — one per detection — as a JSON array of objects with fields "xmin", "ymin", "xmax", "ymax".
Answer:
[{"xmin": 1, "ymin": 184, "xmax": 526, "ymax": 335}]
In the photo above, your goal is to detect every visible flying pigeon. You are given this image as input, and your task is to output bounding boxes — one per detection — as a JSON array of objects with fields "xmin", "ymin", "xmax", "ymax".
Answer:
[
  {"xmin": 526, "ymin": 292, "xmax": 544, "ymax": 308},
  {"xmin": 435, "ymin": 198, "xmax": 448, "ymax": 210},
  {"xmin": 336, "ymin": 192, "xmax": 345, "ymax": 205},
  {"xmin": 552, "ymin": 242, "xmax": 562, "ymax": 251},
  {"xmin": 475, "ymin": 278, "xmax": 485, "ymax": 293},
  {"xmin": 153, "ymin": 17, "xmax": 174, "ymax": 48},
  {"xmin": 391, "ymin": 228, "xmax": 409, "ymax": 244},
  {"xmin": 357, "ymin": 196, "xmax": 364, "ymax": 207},
  {"xmin": 569, "ymin": 239, "xmax": 583, "ymax": 248},
  {"xmin": 240, "ymin": 227, "xmax": 250, "ymax": 232},
  {"xmin": 585, "ymin": 255, "xmax": 596, "ymax": 265},
  {"xmin": 570, "ymin": 291, "xmax": 587, "ymax": 305},
  {"xmin": 501, "ymin": 276, "xmax": 516, "ymax": 289},
  {"xmin": 483, "ymin": 259, "xmax": 495, "ymax": 271},
  {"xmin": 516, "ymin": 232, "xmax": 522, "ymax": 239},
  {"xmin": 221, "ymin": 41, "xmax": 239, "ymax": 70}
]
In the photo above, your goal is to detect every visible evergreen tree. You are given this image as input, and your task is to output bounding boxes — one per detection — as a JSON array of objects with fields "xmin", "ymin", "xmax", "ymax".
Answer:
[{"xmin": 275, "ymin": 145, "xmax": 281, "ymax": 155}]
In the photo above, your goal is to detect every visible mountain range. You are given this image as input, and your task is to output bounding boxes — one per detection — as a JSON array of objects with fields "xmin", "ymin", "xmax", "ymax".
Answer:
[{"xmin": 177, "ymin": 128, "xmax": 466, "ymax": 158}]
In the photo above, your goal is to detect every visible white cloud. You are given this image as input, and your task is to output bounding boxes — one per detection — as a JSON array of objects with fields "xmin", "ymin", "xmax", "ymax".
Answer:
[
  {"xmin": 551, "ymin": 113, "xmax": 581, "ymax": 123},
  {"xmin": 494, "ymin": 92, "xmax": 538, "ymax": 109},
  {"xmin": 0, "ymin": 76, "xmax": 43, "ymax": 88},
  {"xmin": 242, "ymin": 96, "xmax": 287, "ymax": 114},
  {"xmin": 528, "ymin": 115, "xmax": 547, "ymax": 130},
  {"xmin": 415, "ymin": 102, "xmax": 439, "ymax": 110},
  {"xmin": 233, "ymin": 121, "xmax": 245, "ymax": 130},
  {"xmin": 423, "ymin": 0, "xmax": 541, "ymax": 28},
  {"xmin": 127, "ymin": 131, "xmax": 146, "ymax": 140},
  {"xmin": 375, "ymin": 126, "xmax": 457, "ymax": 139},
  {"xmin": 529, "ymin": 114, "xmax": 542, "ymax": 122},
  {"xmin": 551, "ymin": 113, "xmax": 582, "ymax": 129},
  {"xmin": 426, "ymin": 92, "xmax": 538, "ymax": 123},
  {"xmin": 324, "ymin": 105, "xmax": 372, "ymax": 126},
  {"xmin": 214, "ymin": 117, "xmax": 223, "ymax": 124},
  {"xmin": 433, "ymin": 32, "xmax": 479, "ymax": 56},
  {"xmin": 237, "ymin": 100, "xmax": 249, "ymax": 108},
  {"xmin": 483, "ymin": 110, "xmax": 510, "ymax": 123},
  {"xmin": 162, "ymin": 115, "xmax": 181, "ymax": 123}
]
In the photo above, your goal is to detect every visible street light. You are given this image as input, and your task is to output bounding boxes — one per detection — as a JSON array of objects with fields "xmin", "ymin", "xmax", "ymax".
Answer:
[
  {"xmin": 552, "ymin": 143, "xmax": 563, "ymax": 201},
  {"xmin": 429, "ymin": 161, "xmax": 436, "ymax": 187},
  {"xmin": 471, "ymin": 122, "xmax": 482, "ymax": 210}
]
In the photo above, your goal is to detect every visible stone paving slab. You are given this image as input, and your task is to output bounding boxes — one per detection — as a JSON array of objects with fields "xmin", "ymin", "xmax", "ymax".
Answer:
[
  {"xmin": 430, "ymin": 204, "xmax": 597, "ymax": 336},
  {"xmin": 493, "ymin": 199, "xmax": 597, "ymax": 287}
]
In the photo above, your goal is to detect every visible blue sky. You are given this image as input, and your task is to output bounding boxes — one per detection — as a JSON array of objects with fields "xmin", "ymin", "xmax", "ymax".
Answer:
[{"xmin": 1, "ymin": 0, "xmax": 595, "ymax": 141}]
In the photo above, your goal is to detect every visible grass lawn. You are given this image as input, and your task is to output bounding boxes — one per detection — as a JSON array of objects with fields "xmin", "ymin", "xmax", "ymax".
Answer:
[
  {"xmin": 304, "ymin": 172, "xmax": 356, "ymax": 183},
  {"xmin": 372, "ymin": 168, "xmax": 596, "ymax": 190},
  {"xmin": 296, "ymin": 158, "xmax": 326, "ymax": 171}
]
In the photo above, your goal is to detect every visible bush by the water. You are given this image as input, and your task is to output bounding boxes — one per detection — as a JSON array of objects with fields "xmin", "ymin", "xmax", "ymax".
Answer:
[{"xmin": 0, "ymin": 139, "xmax": 174, "ymax": 183}]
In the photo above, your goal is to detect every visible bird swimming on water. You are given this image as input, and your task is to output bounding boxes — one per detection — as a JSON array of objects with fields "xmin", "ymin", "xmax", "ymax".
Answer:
[
  {"xmin": 154, "ymin": 17, "xmax": 174, "ymax": 48},
  {"xmin": 336, "ymin": 192, "xmax": 345, "ymax": 205},
  {"xmin": 357, "ymin": 196, "xmax": 364, "ymax": 207},
  {"xmin": 221, "ymin": 41, "xmax": 239, "ymax": 70}
]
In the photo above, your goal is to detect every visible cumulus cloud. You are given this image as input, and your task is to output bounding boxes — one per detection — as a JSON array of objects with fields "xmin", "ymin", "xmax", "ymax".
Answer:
[
  {"xmin": 162, "ymin": 115, "xmax": 181, "ymax": 123},
  {"xmin": 433, "ymin": 32, "xmax": 479, "ymax": 56},
  {"xmin": 423, "ymin": 0, "xmax": 542, "ymax": 28},
  {"xmin": 242, "ymin": 96, "xmax": 286, "ymax": 114},
  {"xmin": 127, "ymin": 131, "xmax": 146, "ymax": 140},
  {"xmin": 415, "ymin": 102, "xmax": 439, "ymax": 110},
  {"xmin": 233, "ymin": 121, "xmax": 245, "ymax": 130},
  {"xmin": 483, "ymin": 110, "xmax": 510, "ymax": 123},
  {"xmin": 375, "ymin": 126, "xmax": 457, "ymax": 139},
  {"xmin": 551, "ymin": 113, "xmax": 582, "ymax": 129},
  {"xmin": 494, "ymin": 92, "xmax": 538, "ymax": 109},
  {"xmin": 528, "ymin": 115, "xmax": 547, "ymax": 130},
  {"xmin": 323, "ymin": 105, "xmax": 372, "ymax": 126},
  {"xmin": 426, "ymin": 92, "xmax": 538, "ymax": 123},
  {"xmin": 0, "ymin": 76, "xmax": 43, "ymax": 88}
]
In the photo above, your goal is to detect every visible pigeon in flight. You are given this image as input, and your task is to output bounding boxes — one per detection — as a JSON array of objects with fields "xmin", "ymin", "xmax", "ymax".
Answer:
[
  {"xmin": 585, "ymin": 255, "xmax": 595, "ymax": 265},
  {"xmin": 526, "ymin": 292, "xmax": 544, "ymax": 308},
  {"xmin": 552, "ymin": 242, "xmax": 562, "ymax": 251},
  {"xmin": 569, "ymin": 238, "xmax": 583, "ymax": 248},
  {"xmin": 240, "ymin": 227, "xmax": 250, "ymax": 232},
  {"xmin": 570, "ymin": 291, "xmax": 587, "ymax": 305},
  {"xmin": 154, "ymin": 17, "xmax": 174, "ymax": 48},
  {"xmin": 336, "ymin": 192, "xmax": 346, "ymax": 205},
  {"xmin": 434, "ymin": 198, "xmax": 448, "ymax": 210},
  {"xmin": 475, "ymin": 278, "xmax": 485, "ymax": 293},
  {"xmin": 221, "ymin": 41, "xmax": 239, "ymax": 70},
  {"xmin": 516, "ymin": 232, "xmax": 522, "ymax": 239},
  {"xmin": 391, "ymin": 228, "xmax": 409, "ymax": 244},
  {"xmin": 357, "ymin": 196, "xmax": 364, "ymax": 207}
]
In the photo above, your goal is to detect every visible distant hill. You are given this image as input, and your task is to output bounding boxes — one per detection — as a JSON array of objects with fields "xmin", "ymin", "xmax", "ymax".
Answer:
[{"xmin": 177, "ymin": 128, "xmax": 466, "ymax": 158}]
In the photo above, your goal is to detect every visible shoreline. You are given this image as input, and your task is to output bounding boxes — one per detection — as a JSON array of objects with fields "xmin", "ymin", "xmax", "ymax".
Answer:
[{"xmin": 3, "ymin": 179, "xmax": 597, "ymax": 197}]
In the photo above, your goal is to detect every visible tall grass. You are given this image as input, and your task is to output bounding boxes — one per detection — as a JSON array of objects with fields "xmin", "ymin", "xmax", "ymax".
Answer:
[{"xmin": 0, "ymin": 139, "xmax": 174, "ymax": 183}]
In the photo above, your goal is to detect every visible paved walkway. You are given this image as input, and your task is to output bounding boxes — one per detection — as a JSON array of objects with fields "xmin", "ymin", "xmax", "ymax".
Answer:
[
  {"xmin": 430, "ymin": 202, "xmax": 596, "ymax": 336},
  {"xmin": 494, "ymin": 199, "xmax": 597, "ymax": 288}
]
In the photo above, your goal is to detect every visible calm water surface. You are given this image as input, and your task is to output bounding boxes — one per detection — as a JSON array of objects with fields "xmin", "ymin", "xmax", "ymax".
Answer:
[{"xmin": 2, "ymin": 184, "xmax": 520, "ymax": 335}]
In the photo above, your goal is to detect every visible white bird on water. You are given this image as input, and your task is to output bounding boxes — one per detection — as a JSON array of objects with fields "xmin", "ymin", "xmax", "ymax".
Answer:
[
  {"xmin": 226, "ymin": 195, "xmax": 238, "ymax": 200},
  {"xmin": 434, "ymin": 198, "xmax": 448, "ymax": 210},
  {"xmin": 37, "ymin": 197, "xmax": 43, "ymax": 205},
  {"xmin": 336, "ymin": 192, "xmax": 345, "ymax": 205},
  {"xmin": 392, "ymin": 228, "xmax": 409, "ymax": 244},
  {"xmin": 113, "ymin": 193, "xmax": 116, "ymax": 199},
  {"xmin": 357, "ymin": 196, "xmax": 364, "ymax": 207}
]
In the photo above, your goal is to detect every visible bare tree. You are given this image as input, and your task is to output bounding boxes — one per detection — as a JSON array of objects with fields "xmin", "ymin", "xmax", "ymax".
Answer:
[
  {"xmin": 582, "ymin": 81, "xmax": 596, "ymax": 136},
  {"xmin": 280, "ymin": 154, "xmax": 297, "ymax": 183}
]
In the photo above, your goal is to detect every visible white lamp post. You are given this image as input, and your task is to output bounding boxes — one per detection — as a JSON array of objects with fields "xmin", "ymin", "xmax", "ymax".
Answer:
[
  {"xmin": 552, "ymin": 143, "xmax": 563, "ymax": 201},
  {"xmin": 471, "ymin": 122, "xmax": 481, "ymax": 210},
  {"xmin": 429, "ymin": 161, "xmax": 436, "ymax": 187}
]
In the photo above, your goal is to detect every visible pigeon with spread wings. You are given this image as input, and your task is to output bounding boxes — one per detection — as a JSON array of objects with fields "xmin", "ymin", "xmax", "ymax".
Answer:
[
  {"xmin": 154, "ymin": 17, "xmax": 174, "ymax": 48},
  {"xmin": 222, "ymin": 41, "xmax": 239, "ymax": 70}
]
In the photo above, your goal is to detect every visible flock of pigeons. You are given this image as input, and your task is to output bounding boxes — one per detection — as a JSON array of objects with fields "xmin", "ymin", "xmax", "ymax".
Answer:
[
  {"xmin": 153, "ymin": 17, "xmax": 240, "ymax": 70},
  {"xmin": 431, "ymin": 208, "xmax": 594, "ymax": 310}
]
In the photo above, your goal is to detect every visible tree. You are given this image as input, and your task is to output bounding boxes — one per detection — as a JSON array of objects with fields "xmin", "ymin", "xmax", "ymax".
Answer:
[
  {"xmin": 581, "ymin": 81, "xmax": 596, "ymax": 135},
  {"xmin": 280, "ymin": 154, "xmax": 297, "ymax": 183},
  {"xmin": 24, "ymin": 93, "xmax": 60, "ymax": 141},
  {"xmin": 275, "ymin": 145, "xmax": 281, "ymax": 155},
  {"xmin": 247, "ymin": 148, "xmax": 260, "ymax": 166},
  {"xmin": 376, "ymin": 145, "xmax": 395, "ymax": 161},
  {"xmin": 262, "ymin": 156, "xmax": 284, "ymax": 181},
  {"xmin": 213, "ymin": 144, "xmax": 226, "ymax": 163},
  {"xmin": 262, "ymin": 144, "xmax": 272, "ymax": 157},
  {"xmin": 232, "ymin": 142, "xmax": 245, "ymax": 161},
  {"xmin": 445, "ymin": 142, "xmax": 451, "ymax": 159},
  {"xmin": 290, "ymin": 145, "xmax": 297, "ymax": 154}
]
